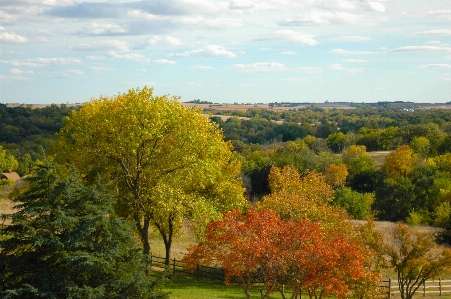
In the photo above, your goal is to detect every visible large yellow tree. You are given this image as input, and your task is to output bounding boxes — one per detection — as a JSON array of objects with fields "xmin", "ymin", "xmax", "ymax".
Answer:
[
  {"xmin": 382, "ymin": 145, "xmax": 417, "ymax": 179},
  {"xmin": 53, "ymin": 87, "xmax": 245, "ymax": 264}
]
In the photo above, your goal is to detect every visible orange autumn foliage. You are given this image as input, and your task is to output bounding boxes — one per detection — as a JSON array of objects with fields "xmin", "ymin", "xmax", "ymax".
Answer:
[
  {"xmin": 258, "ymin": 165, "xmax": 385, "ymax": 298},
  {"xmin": 183, "ymin": 207, "xmax": 366, "ymax": 299}
]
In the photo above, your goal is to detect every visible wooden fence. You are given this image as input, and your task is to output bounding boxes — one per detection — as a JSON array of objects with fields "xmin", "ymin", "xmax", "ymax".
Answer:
[
  {"xmin": 151, "ymin": 256, "xmax": 451, "ymax": 298},
  {"xmin": 381, "ymin": 279, "xmax": 451, "ymax": 298},
  {"xmin": 151, "ymin": 255, "xmax": 225, "ymax": 281}
]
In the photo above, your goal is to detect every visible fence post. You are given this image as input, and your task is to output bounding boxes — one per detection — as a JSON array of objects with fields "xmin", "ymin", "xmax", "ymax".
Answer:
[
  {"xmin": 424, "ymin": 281, "xmax": 426, "ymax": 297},
  {"xmin": 388, "ymin": 279, "xmax": 391, "ymax": 299},
  {"xmin": 196, "ymin": 264, "xmax": 199, "ymax": 280},
  {"xmin": 173, "ymin": 258, "xmax": 176, "ymax": 275},
  {"xmin": 440, "ymin": 278, "xmax": 442, "ymax": 296}
]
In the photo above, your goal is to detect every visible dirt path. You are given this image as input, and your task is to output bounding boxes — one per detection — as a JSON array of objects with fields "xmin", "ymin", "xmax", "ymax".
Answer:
[{"xmin": 0, "ymin": 198, "xmax": 15, "ymax": 225}]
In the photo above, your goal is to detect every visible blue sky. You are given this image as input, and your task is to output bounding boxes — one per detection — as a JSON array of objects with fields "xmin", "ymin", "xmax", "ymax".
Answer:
[{"xmin": 0, "ymin": 0, "xmax": 450, "ymax": 104}]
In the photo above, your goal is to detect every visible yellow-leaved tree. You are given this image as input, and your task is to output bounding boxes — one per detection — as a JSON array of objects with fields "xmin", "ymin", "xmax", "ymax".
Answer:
[
  {"xmin": 382, "ymin": 145, "xmax": 418, "ymax": 179},
  {"xmin": 53, "ymin": 87, "xmax": 246, "ymax": 265},
  {"xmin": 258, "ymin": 165, "xmax": 343, "ymax": 231}
]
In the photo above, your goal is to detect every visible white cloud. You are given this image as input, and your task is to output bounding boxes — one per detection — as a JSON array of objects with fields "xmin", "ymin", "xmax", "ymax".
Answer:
[
  {"xmin": 420, "ymin": 64, "xmax": 451, "ymax": 70},
  {"xmin": 256, "ymin": 31, "xmax": 318, "ymax": 46},
  {"xmin": 146, "ymin": 36, "xmax": 183, "ymax": 47},
  {"xmin": 437, "ymin": 74, "xmax": 451, "ymax": 81},
  {"xmin": 296, "ymin": 67, "xmax": 322, "ymax": 74},
  {"xmin": 126, "ymin": 10, "xmax": 169, "ymax": 21},
  {"xmin": 330, "ymin": 49, "xmax": 379, "ymax": 55},
  {"xmin": 0, "ymin": 57, "xmax": 82, "ymax": 67},
  {"xmin": 281, "ymin": 51, "xmax": 297, "ymax": 55},
  {"xmin": 329, "ymin": 63, "xmax": 364, "ymax": 74},
  {"xmin": 343, "ymin": 59, "xmax": 366, "ymax": 63},
  {"xmin": 278, "ymin": 77, "xmax": 319, "ymax": 83},
  {"xmin": 368, "ymin": 2, "xmax": 385, "ymax": 12},
  {"xmin": 177, "ymin": 17, "xmax": 243, "ymax": 29},
  {"xmin": 0, "ymin": 49, "xmax": 21, "ymax": 56},
  {"xmin": 90, "ymin": 66, "xmax": 115, "ymax": 73},
  {"xmin": 0, "ymin": 30, "xmax": 28, "ymax": 44},
  {"xmin": 17, "ymin": 0, "xmax": 74, "ymax": 6},
  {"xmin": 154, "ymin": 59, "xmax": 176, "ymax": 65},
  {"xmin": 413, "ymin": 29, "xmax": 451, "ymax": 36},
  {"xmin": 228, "ymin": 0, "xmax": 274, "ymax": 12},
  {"xmin": 186, "ymin": 80, "xmax": 202, "ymax": 86},
  {"xmin": 86, "ymin": 55, "xmax": 107, "ymax": 60},
  {"xmin": 425, "ymin": 41, "xmax": 449, "ymax": 46},
  {"xmin": 108, "ymin": 52, "xmax": 150, "ymax": 62},
  {"xmin": 9, "ymin": 68, "xmax": 34, "ymax": 75},
  {"xmin": 0, "ymin": 10, "xmax": 18, "ymax": 24},
  {"xmin": 229, "ymin": 1, "xmax": 255, "ymax": 10},
  {"xmin": 329, "ymin": 36, "xmax": 372, "ymax": 42},
  {"xmin": 76, "ymin": 23, "xmax": 128, "ymax": 35},
  {"xmin": 70, "ymin": 40, "xmax": 129, "ymax": 51},
  {"xmin": 9, "ymin": 68, "xmax": 23, "ymax": 74},
  {"xmin": 192, "ymin": 65, "xmax": 214, "ymax": 70},
  {"xmin": 64, "ymin": 69, "xmax": 84, "ymax": 74},
  {"xmin": 426, "ymin": 10, "xmax": 451, "ymax": 20},
  {"xmin": 173, "ymin": 45, "xmax": 237, "ymax": 58},
  {"xmin": 0, "ymin": 75, "xmax": 34, "ymax": 81},
  {"xmin": 282, "ymin": 11, "xmax": 373, "ymax": 26},
  {"xmin": 229, "ymin": 62, "xmax": 286, "ymax": 72},
  {"xmin": 390, "ymin": 46, "xmax": 451, "ymax": 53},
  {"xmin": 276, "ymin": 30, "xmax": 318, "ymax": 46}
]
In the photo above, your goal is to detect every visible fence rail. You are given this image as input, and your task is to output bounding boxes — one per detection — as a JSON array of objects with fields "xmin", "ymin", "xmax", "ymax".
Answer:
[
  {"xmin": 151, "ymin": 256, "xmax": 451, "ymax": 298},
  {"xmin": 381, "ymin": 279, "xmax": 451, "ymax": 298},
  {"xmin": 151, "ymin": 255, "xmax": 225, "ymax": 281}
]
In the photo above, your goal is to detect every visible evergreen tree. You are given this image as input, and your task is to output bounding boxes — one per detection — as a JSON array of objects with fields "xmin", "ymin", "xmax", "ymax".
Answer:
[{"xmin": 0, "ymin": 163, "xmax": 167, "ymax": 299}]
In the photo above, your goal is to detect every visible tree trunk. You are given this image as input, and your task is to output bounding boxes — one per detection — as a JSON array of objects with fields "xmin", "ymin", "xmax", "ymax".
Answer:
[
  {"xmin": 163, "ymin": 216, "xmax": 174, "ymax": 266},
  {"xmin": 154, "ymin": 215, "xmax": 175, "ymax": 267},
  {"xmin": 134, "ymin": 212, "xmax": 151, "ymax": 256}
]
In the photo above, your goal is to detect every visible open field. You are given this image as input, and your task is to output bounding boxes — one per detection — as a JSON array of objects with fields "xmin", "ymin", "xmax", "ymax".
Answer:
[
  {"xmin": 368, "ymin": 151, "xmax": 392, "ymax": 168},
  {"xmin": 6, "ymin": 102, "xmax": 451, "ymax": 111},
  {"xmin": 183, "ymin": 102, "xmax": 357, "ymax": 111}
]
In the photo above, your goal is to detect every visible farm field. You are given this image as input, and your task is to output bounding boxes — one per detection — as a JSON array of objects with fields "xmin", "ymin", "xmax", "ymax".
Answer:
[{"xmin": 7, "ymin": 102, "xmax": 451, "ymax": 111}]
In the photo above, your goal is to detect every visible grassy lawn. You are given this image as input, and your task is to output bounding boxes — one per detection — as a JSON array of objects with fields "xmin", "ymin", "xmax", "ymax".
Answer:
[
  {"xmin": 161, "ymin": 273, "xmax": 285, "ymax": 299},
  {"xmin": 160, "ymin": 272, "xmax": 451, "ymax": 299}
]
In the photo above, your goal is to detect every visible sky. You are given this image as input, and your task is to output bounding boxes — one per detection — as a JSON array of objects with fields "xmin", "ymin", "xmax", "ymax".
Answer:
[{"xmin": 0, "ymin": 0, "xmax": 450, "ymax": 104}]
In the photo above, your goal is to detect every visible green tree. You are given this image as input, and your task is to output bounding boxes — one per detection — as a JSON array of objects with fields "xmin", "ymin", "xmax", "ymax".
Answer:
[
  {"xmin": 410, "ymin": 136, "xmax": 431, "ymax": 158},
  {"xmin": 53, "ymin": 87, "xmax": 245, "ymax": 264},
  {"xmin": 327, "ymin": 132, "xmax": 347, "ymax": 153},
  {"xmin": 0, "ymin": 163, "xmax": 167, "ymax": 299},
  {"xmin": 17, "ymin": 153, "xmax": 32, "ymax": 176},
  {"xmin": 333, "ymin": 187, "xmax": 374, "ymax": 220},
  {"xmin": 342, "ymin": 145, "xmax": 375, "ymax": 175},
  {"xmin": 374, "ymin": 177, "xmax": 417, "ymax": 221},
  {"xmin": 0, "ymin": 146, "xmax": 18, "ymax": 172}
]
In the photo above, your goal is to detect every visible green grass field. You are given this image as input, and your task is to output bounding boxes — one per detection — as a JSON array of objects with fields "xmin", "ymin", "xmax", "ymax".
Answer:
[{"xmin": 161, "ymin": 274, "xmax": 285, "ymax": 299}]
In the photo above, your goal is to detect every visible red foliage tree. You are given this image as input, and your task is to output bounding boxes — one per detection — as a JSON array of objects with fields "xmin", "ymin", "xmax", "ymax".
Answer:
[{"xmin": 182, "ymin": 207, "xmax": 366, "ymax": 299}]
